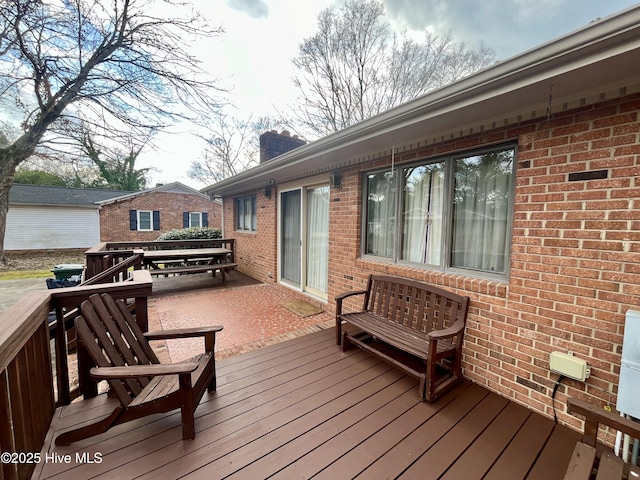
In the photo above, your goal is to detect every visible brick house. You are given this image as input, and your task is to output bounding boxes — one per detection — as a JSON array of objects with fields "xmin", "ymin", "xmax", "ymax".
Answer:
[
  {"xmin": 98, "ymin": 182, "xmax": 221, "ymax": 242},
  {"xmin": 203, "ymin": 7, "xmax": 640, "ymax": 424}
]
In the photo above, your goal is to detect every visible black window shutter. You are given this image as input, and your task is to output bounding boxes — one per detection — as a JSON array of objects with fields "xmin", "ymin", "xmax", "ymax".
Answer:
[
  {"xmin": 183, "ymin": 212, "xmax": 189, "ymax": 228},
  {"xmin": 129, "ymin": 210, "xmax": 137, "ymax": 230},
  {"xmin": 153, "ymin": 211, "xmax": 160, "ymax": 230},
  {"xmin": 202, "ymin": 212, "xmax": 208, "ymax": 227}
]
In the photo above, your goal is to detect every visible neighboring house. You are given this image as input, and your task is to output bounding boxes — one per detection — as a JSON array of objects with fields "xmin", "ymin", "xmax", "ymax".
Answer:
[
  {"xmin": 204, "ymin": 7, "xmax": 640, "ymax": 419},
  {"xmin": 6, "ymin": 182, "xmax": 222, "ymax": 250},
  {"xmin": 97, "ymin": 182, "xmax": 222, "ymax": 242},
  {"xmin": 6, "ymin": 184, "xmax": 134, "ymax": 250}
]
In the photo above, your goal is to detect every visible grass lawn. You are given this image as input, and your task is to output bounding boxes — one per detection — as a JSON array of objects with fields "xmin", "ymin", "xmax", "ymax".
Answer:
[{"xmin": 0, "ymin": 270, "xmax": 52, "ymax": 280}]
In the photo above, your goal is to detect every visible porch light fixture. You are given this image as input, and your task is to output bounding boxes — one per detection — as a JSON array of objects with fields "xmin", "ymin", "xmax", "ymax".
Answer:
[
  {"xmin": 329, "ymin": 171, "xmax": 342, "ymax": 189},
  {"xmin": 263, "ymin": 186, "xmax": 272, "ymax": 199}
]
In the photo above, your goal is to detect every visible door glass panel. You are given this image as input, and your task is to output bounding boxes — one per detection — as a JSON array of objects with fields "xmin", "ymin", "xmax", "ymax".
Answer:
[{"xmin": 281, "ymin": 190, "xmax": 301, "ymax": 285}]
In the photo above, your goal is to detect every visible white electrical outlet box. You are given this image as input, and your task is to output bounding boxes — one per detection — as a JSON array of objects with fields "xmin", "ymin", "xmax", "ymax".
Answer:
[{"xmin": 549, "ymin": 351, "xmax": 589, "ymax": 381}]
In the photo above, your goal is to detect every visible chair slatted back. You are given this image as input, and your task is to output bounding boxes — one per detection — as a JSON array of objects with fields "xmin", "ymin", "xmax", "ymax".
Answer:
[
  {"xmin": 366, "ymin": 275, "xmax": 468, "ymax": 336},
  {"xmin": 75, "ymin": 293, "xmax": 160, "ymax": 406}
]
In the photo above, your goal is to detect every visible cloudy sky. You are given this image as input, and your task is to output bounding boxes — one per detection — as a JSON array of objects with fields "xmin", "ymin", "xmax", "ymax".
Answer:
[{"xmin": 142, "ymin": 0, "xmax": 640, "ymax": 188}]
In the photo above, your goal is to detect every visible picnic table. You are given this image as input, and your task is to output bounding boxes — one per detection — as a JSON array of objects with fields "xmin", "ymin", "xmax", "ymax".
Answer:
[{"xmin": 143, "ymin": 248, "xmax": 237, "ymax": 284}]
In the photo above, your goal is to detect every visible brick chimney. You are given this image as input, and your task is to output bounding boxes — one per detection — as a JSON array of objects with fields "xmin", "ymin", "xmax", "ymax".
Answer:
[{"xmin": 259, "ymin": 130, "xmax": 306, "ymax": 163}]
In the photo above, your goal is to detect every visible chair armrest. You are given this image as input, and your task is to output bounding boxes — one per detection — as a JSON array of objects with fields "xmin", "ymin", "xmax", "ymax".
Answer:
[
  {"xmin": 144, "ymin": 325, "xmax": 223, "ymax": 341},
  {"xmin": 90, "ymin": 361, "xmax": 198, "ymax": 379},
  {"xmin": 428, "ymin": 320, "xmax": 465, "ymax": 340}
]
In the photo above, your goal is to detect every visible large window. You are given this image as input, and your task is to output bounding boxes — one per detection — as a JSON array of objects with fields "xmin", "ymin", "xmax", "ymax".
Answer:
[
  {"xmin": 235, "ymin": 195, "xmax": 257, "ymax": 232},
  {"xmin": 364, "ymin": 145, "xmax": 515, "ymax": 277}
]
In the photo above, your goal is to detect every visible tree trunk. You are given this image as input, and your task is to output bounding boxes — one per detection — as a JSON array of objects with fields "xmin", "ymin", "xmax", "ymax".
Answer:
[
  {"xmin": 0, "ymin": 158, "xmax": 19, "ymax": 263},
  {"xmin": 0, "ymin": 131, "xmax": 44, "ymax": 262}
]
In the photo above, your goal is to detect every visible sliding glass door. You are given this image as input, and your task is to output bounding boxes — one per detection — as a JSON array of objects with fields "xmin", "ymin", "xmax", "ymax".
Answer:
[{"xmin": 280, "ymin": 185, "xmax": 329, "ymax": 297}]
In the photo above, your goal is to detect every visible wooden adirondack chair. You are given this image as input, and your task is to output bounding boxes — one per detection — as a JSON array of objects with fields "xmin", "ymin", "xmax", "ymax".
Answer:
[{"xmin": 55, "ymin": 293, "xmax": 223, "ymax": 446}]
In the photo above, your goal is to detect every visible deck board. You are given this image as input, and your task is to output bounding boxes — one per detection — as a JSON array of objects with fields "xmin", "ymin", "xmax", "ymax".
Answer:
[
  {"xmin": 314, "ymin": 383, "xmax": 488, "ymax": 480},
  {"xmin": 36, "ymin": 329, "xmax": 579, "ymax": 480},
  {"xmin": 483, "ymin": 411, "xmax": 555, "ymax": 480},
  {"xmin": 360, "ymin": 391, "xmax": 508, "ymax": 480},
  {"xmin": 438, "ymin": 401, "xmax": 532, "ymax": 480},
  {"xmin": 527, "ymin": 421, "xmax": 582, "ymax": 480}
]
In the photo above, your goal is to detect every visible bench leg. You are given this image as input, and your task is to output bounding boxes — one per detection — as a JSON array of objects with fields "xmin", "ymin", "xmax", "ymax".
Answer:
[
  {"xmin": 341, "ymin": 331, "xmax": 351, "ymax": 353},
  {"xmin": 419, "ymin": 375, "xmax": 427, "ymax": 402},
  {"xmin": 425, "ymin": 359, "xmax": 437, "ymax": 402}
]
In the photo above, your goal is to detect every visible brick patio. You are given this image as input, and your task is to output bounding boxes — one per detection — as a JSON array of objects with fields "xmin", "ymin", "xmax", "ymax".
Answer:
[{"xmin": 147, "ymin": 272, "xmax": 334, "ymax": 362}]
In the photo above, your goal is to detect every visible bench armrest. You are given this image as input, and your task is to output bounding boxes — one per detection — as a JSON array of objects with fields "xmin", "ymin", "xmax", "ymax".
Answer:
[
  {"xmin": 335, "ymin": 289, "xmax": 369, "ymax": 345},
  {"xmin": 335, "ymin": 289, "xmax": 368, "ymax": 303},
  {"xmin": 335, "ymin": 289, "xmax": 369, "ymax": 315},
  {"xmin": 428, "ymin": 320, "xmax": 465, "ymax": 340},
  {"xmin": 90, "ymin": 361, "xmax": 199, "ymax": 379}
]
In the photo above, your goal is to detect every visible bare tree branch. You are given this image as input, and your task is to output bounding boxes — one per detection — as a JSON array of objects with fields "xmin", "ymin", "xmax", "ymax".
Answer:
[
  {"xmin": 188, "ymin": 114, "xmax": 284, "ymax": 185},
  {"xmin": 0, "ymin": 0, "xmax": 225, "ymax": 260},
  {"xmin": 290, "ymin": 0, "xmax": 496, "ymax": 138}
]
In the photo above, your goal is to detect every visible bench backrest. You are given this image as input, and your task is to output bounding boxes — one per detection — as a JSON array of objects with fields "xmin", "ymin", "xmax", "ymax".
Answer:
[{"xmin": 363, "ymin": 275, "xmax": 469, "ymax": 335}]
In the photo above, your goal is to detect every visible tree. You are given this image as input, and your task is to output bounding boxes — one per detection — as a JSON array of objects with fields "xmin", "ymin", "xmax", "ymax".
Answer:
[
  {"xmin": 0, "ymin": 0, "xmax": 223, "ymax": 261},
  {"xmin": 82, "ymin": 134, "xmax": 150, "ymax": 191},
  {"xmin": 188, "ymin": 114, "xmax": 284, "ymax": 185},
  {"xmin": 14, "ymin": 169, "xmax": 67, "ymax": 186},
  {"xmin": 291, "ymin": 0, "xmax": 496, "ymax": 137}
]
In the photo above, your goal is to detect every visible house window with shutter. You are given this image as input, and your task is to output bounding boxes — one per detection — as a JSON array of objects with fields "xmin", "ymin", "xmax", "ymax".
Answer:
[
  {"xmin": 183, "ymin": 212, "xmax": 208, "ymax": 228},
  {"xmin": 130, "ymin": 210, "xmax": 160, "ymax": 231}
]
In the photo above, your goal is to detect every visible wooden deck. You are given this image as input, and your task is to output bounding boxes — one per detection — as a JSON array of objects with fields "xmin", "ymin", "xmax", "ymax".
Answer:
[{"xmin": 36, "ymin": 328, "xmax": 579, "ymax": 479}]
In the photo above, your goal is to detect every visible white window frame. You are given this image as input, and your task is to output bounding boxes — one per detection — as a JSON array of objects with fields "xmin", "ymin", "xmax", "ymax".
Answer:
[
  {"xmin": 189, "ymin": 212, "xmax": 202, "ymax": 228},
  {"xmin": 137, "ymin": 210, "xmax": 153, "ymax": 231},
  {"xmin": 235, "ymin": 195, "xmax": 257, "ymax": 232}
]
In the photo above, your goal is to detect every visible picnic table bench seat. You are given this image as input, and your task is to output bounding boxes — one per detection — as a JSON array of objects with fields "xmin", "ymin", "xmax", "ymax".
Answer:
[
  {"xmin": 148, "ymin": 263, "xmax": 238, "ymax": 283},
  {"xmin": 335, "ymin": 274, "xmax": 470, "ymax": 402}
]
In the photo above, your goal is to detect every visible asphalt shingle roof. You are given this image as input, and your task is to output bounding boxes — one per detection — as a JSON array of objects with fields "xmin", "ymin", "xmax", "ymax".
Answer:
[{"xmin": 9, "ymin": 184, "xmax": 134, "ymax": 207}]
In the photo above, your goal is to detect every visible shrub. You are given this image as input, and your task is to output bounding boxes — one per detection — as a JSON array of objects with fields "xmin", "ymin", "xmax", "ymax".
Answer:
[{"xmin": 157, "ymin": 227, "xmax": 222, "ymax": 241}]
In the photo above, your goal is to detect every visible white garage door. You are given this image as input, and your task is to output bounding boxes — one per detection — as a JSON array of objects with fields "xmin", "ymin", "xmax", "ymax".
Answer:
[{"xmin": 5, "ymin": 205, "xmax": 100, "ymax": 250}]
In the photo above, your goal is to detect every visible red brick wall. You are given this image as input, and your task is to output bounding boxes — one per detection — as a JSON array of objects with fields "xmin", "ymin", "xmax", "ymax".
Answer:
[
  {"xmin": 222, "ymin": 189, "xmax": 277, "ymax": 284},
  {"xmin": 100, "ymin": 192, "xmax": 222, "ymax": 242},
  {"xmin": 223, "ymin": 93, "xmax": 640, "ymax": 424}
]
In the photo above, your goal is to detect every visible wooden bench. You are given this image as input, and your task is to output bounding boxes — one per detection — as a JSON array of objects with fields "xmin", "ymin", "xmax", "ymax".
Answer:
[
  {"xmin": 149, "ymin": 263, "xmax": 238, "ymax": 284},
  {"xmin": 564, "ymin": 397, "xmax": 640, "ymax": 480},
  {"xmin": 335, "ymin": 274, "xmax": 470, "ymax": 402}
]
